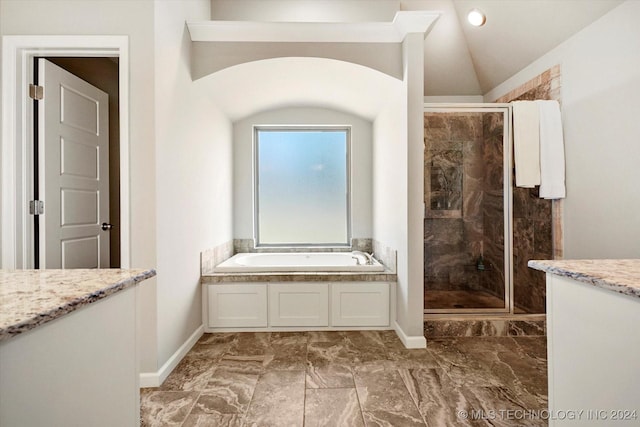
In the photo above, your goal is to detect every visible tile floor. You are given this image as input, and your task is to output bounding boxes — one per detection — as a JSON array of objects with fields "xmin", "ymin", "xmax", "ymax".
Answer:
[{"xmin": 141, "ymin": 331, "xmax": 547, "ymax": 426}]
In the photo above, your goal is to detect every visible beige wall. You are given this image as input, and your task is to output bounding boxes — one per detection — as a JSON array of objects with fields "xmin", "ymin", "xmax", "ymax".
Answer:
[
  {"xmin": 0, "ymin": 0, "xmax": 235, "ymax": 374},
  {"xmin": 154, "ymin": 0, "xmax": 233, "ymax": 366},
  {"xmin": 485, "ymin": 1, "xmax": 640, "ymax": 259}
]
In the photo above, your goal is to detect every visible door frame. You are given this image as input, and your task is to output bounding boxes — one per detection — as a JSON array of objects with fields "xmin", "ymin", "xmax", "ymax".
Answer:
[
  {"xmin": 423, "ymin": 103, "xmax": 513, "ymax": 315},
  {"xmin": 1, "ymin": 35, "xmax": 130, "ymax": 269}
]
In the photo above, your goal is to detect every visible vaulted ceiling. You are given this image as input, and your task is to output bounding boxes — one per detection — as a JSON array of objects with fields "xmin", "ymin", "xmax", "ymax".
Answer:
[
  {"xmin": 411, "ymin": 0, "xmax": 624, "ymax": 95},
  {"xmin": 211, "ymin": 0, "xmax": 624, "ymax": 96}
]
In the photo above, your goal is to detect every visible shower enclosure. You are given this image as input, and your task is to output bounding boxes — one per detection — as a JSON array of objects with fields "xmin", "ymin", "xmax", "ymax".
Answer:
[{"xmin": 423, "ymin": 104, "xmax": 514, "ymax": 314}]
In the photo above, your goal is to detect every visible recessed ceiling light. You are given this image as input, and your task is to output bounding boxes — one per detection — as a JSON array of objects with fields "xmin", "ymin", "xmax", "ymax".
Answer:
[{"xmin": 468, "ymin": 8, "xmax": 486, "ymax": 27}]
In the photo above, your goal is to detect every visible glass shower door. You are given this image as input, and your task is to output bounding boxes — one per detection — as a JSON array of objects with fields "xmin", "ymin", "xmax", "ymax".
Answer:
[{"xmin": 423, "ymin": 105, "xmax": 512, "ymax": 314}]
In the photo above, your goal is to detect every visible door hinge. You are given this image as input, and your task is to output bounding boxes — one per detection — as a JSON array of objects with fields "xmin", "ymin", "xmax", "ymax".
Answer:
[
  {"xmin": 29, "ymin": 200, "xmax": 44, "ymax": 215},
  {"xmin": 29, "ymin": 84, "xmax": 44, "ymax": 100}
]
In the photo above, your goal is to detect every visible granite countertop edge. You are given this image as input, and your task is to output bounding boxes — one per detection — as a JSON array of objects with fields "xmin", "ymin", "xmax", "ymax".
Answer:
[
  {"xmin": 0, "ymin": 269, "xmax": 156, "ymax": 343},
  {"xmin": 528, "ymin": 259, "xmax": 640, "ymax": 300}
]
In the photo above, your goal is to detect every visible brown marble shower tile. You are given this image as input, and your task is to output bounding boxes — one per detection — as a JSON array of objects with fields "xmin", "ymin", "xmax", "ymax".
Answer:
[
  {"xmin": 244, "ymin": 370, "xmax": 305, "ymax": 427},
  {"xmin": 399, "ymin": 368, "xmax": 473, "ymax": 427},
  {"xmin": 424, "ymin": 319, "xmax": 507, "ymax": 337},
  {"xmin": 508, "ymin": 319, "xmax": 546, "ymax": 336},
  {"xmin": 193, "ymin": 370, "xmax": 259, "ymax": 415},
  {"xmin": 140, "ymin": 390, "xmax": 199, "ymax": 426},
  {"xmin": 159, "ymin": 356, "xmax": 217, "ymax": 391},
  {"xmin": 444, "ymin": 337, "xmax": 520, "ymax": 354},
  {"xmin": 181, "ymin": 413, "xmax": 243, "ymax": 427},
  {"xmin": 354, "ymin": 366, "xmax": 426, "ymax": 426},
  {"xmin": 305, "ymin": 388, "xmax": 364, "ymax": 427},
  {"xmin": 533, "ymin": 219, "xmax": 552, "ymax": 255},
  {"xmin": 512, "ymin": 187, "xmax": 532, "ymax": 218}
]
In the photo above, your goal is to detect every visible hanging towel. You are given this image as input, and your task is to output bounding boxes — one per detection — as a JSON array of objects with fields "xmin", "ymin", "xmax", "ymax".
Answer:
[
  {"xmin": 512, "ymin": 101, "xmax": 540, "ymax": 187},
  {"xmin": 536, "ymin": 100, "xmax": 566, "ymax": 199}
]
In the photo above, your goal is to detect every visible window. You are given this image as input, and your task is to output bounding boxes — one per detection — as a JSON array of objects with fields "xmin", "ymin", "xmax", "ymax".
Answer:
[{"xmin": 254, "ymin": 127, "xmax": 350, "ymax": 246}]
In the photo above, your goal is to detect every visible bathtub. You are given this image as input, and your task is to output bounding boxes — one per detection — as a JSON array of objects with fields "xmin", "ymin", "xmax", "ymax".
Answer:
[{"xmin": 213, "ymin": 252, "xmax": 385, "ymax": 273}]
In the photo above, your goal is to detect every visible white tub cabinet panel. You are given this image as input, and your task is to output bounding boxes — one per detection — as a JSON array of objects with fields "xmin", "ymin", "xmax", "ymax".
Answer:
[
  {"xmin": 269, "ymin": 283, "xmax": 329, "ymax": 326},
  {"xmin": 0, "ymin": 287, "xmax": 138, "ymax": 427},
  {"xmin": 207, "ymin": 284, "xmax": 267, "ymax": 328},
  {"xmin": 546, "ymin": 274, "xmax": 640, "ymax": 426},
  {"xmin": 331, "ymin": 282, "xmax": 390, "ymax": 326},
  {"xmin": 203, "ymin": 281, "xmax": 394, "ymax": 331}
]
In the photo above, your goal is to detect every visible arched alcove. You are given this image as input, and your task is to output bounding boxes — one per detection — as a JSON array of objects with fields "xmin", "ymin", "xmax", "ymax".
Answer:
[{"xmin": 198, "ymin": 56, "xmax": 402, "ymax": 122}]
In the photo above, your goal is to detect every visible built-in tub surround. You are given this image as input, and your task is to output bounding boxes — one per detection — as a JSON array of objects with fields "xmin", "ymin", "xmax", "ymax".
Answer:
[
  {"xmin": 0, "ymin": 268, "xmax": 156, "ymax": 341},
  {"xmin": 201, "ymin": 243, "xmax": 397, "ymax": 333},
  {"xmin": 202, "ymin": 238, "xmax": 379, "ymax": 274},
  {"xmin": 214, "ymin": 252, "xmax": 385, "ymax": 273}
]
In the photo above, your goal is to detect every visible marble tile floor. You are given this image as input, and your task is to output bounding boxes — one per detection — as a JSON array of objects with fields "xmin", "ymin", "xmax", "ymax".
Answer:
[{"xmin": 141, "ymin": 331, "xmax": 548, "ymax": 427}]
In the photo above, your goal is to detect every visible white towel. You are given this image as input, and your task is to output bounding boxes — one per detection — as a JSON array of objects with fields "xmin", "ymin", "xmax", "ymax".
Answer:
[
  {"xmin": 512, "ymin": 101, "xmax": 540, "ymax": 187},
  {"xmin": 536, "ymin": 100, "xmax": 566, "ymax": 199}
]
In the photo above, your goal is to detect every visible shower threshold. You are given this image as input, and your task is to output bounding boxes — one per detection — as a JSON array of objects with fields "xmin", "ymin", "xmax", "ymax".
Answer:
[{"xmin": 425, "ymin": 289, "xmax": 505, "ymax": 311}]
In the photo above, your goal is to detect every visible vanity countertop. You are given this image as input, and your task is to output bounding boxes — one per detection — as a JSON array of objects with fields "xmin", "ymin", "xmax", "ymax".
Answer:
[
  {"xmin": 0, "ymin": 268, "xmax": 156, "ymax": 342},
  {"xmin": 528, "ymin": 259, "xmax": 640, "ymax": 300}
]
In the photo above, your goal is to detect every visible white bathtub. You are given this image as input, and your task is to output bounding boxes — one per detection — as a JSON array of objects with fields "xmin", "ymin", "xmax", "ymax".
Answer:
[{"xmin": 213, "ymin": 252, "xmax": 385, "ymax": 273}]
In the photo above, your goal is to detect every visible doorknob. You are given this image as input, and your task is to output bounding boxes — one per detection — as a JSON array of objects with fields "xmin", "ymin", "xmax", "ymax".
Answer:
[{"xmin": 101, "ymin": 222, "xmax": 114, "ymax": 231}]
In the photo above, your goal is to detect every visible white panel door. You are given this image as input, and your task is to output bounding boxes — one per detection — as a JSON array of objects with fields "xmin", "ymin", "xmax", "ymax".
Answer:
[{"xmin": 39, "ymin": 59, "xmax": 110, "ymax": 268}]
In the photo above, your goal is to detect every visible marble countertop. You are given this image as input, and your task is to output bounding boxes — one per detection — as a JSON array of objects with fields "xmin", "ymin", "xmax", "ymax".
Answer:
[
  {"xmin": 528, "ymin": 259, "xmax": 640, "ymax": 299},
  {"xmin": 0, "ymin": 268, "xmax": 156, "ymax": 342}
]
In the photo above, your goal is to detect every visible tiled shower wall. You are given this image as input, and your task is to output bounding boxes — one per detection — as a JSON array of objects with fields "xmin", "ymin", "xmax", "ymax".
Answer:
[
  {"xmin": 494, "ymin": 65, "xmax": 560, "ymax": 314},
  {"xmin": 423, "ymin": 113, "xmax": 505, "ymax": 298},
  {"xmin": 423, "ymin": 66, "xmax": 560, "ymax": 314}
]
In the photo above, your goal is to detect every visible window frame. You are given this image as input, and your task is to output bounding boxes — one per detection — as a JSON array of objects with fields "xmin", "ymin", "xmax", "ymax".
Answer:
[{"xmin": 253, "ymin": 125, "xmax": 352, "ymax": 248}]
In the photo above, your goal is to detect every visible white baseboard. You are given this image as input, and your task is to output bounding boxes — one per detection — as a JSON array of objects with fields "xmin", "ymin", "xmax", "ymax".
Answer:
[
  {"xmin": 139, "ymin": 325, "xmax": 204, "ymax": 388},
  {"xmin": 394, "ymin": 321, "xmax": 426, "ymax": 349}
]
